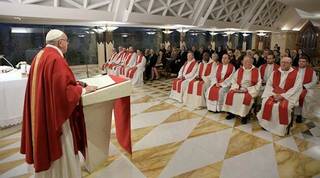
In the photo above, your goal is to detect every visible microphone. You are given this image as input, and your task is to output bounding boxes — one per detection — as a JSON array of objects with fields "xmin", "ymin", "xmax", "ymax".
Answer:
[{"xmin": 0, "ymin": 55, "xmax": 14, "ymax": 68}]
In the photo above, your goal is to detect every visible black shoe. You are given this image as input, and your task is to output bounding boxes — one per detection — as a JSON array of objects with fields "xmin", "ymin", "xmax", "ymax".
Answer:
[
  {"xmin": 226, "ymin": 113, "xmax": 235, "ymax": 120},
  {"xmin": 241, "ymin": 116, "xmax": 248, "ymax": 124},
  {"xmin": 296, "ymin": 115, "xmax": 303, "ymax": 123}
]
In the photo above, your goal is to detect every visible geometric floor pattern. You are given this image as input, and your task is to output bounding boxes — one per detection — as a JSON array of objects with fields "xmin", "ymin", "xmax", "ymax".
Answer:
[{"xmin": 1, "ymin": 78, "xmax": 320, "ymax": 178}]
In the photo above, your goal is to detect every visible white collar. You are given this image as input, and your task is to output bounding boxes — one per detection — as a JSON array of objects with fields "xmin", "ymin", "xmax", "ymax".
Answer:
[
  {"xmin": 46, "ymin": 44, "xmax": 64, "ymax": 57},
  {"xmin": 242, "ymin": 65, "xmax": 254, "ymax": 71},
  {"xmin": 279, "ymin": 67, "xmax": 294, "ymax": 73}
]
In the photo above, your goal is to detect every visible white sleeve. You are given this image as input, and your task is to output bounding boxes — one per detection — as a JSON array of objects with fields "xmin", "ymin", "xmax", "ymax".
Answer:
[
  {"xmin": 281, "ymin": 76, "xmax": 303, "ymax": 102},
  {"xmin": 261, "ymin": 72, "xmax": 274, "ymax": 98},
  {"xmin": 230, "ymin": 70, "xmax": 240, "ymax": 90},
  {"xmin": 178, "ymin": 65, "xmax": 184, "ymax": 78},
  {"xmin": 221, "ymin": 67, "xmax": 235, "ymax": 88},
  {"xmin": 247, "ymin": 72, "xmax": 262, "ymax": 98},
  {"xmin": 136, "ymin": 57, "xmax": 146, "ymax": 69},
  {"xmin": 304, "ymin": 71, "xmax": 318, "ymax": 89},
  {"xmin": 185, "ymin": 63, "xmax": 198, "ymax": 79}
]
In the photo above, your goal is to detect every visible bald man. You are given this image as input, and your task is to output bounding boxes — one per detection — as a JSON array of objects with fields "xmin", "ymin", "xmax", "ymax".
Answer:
[
  {"xmin": 223, "ymin": 55, "xmax": 261, "ymax": 124},
  {"xmin": 257, "ymin": 57, "xmax": 302, "ymax": 136},
  {"xmin": 21, "ymin": 29, "xmax": 97, "ymax": 177}
]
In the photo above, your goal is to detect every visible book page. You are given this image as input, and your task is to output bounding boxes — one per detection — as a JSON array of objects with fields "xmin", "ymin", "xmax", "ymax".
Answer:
[{"xmin": 80, "ymin": 75, "xmax": 115, "ymax": 89}]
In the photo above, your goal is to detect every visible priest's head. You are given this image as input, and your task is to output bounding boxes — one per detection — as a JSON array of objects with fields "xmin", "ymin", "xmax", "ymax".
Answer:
[
  {"xmin": 222, "ymin": 54, "xmax": 230, "ymax": 65},
  {"xmin": 298, "ymin": 56, "xmax": 309, "ymax": 68},
  {"xmin": 128, "ymin": 46, "xmax": 134, "ymax": 53},
  {"xmin": 266, "ymin": 53, "xmax": 275, "ymax": 64},
  {"xmin": 187, "ymin": 51, "xmax": 194, "ymax": 61},
  {"xmin": 242, "ymin": 55, "xmax": 253, "ymax": 69},
  {"xmin": 280, "ymin": 57, "xmax": 292, "ymax": 71},
  {"xmin": 45, "ymin": 29, "xmax": 69, "ymax": 54},
  {"xmin": 202, "ymin": 51, "xmax": 210, "ymax": 62}
]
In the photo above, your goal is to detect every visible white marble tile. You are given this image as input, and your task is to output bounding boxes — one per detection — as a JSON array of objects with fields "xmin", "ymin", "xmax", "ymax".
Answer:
[
  {"xmin": 303, "ymin": 145, "xmax": 320, "ymax": 160},
  {"xmin": 159, "ymin": 128, "xmax": 233, "ymax": 178},
  {"xmin": 192, "ymin": 109, "xmax": 208, "ymax": 117},
  {"xmin": 2, "ymin": 132, "xmax": 21, "ymax": 140},
  {"xmin": 205, "ymin": 112, "xmax": 224, "ymax": 121},
  {"xmin": 0, "ymin": 162, "xmax": 31, "ymax": 178},
  {"xmin": 0, "ymin": 152, "xmax": 24, "ymax": 164},
  {"xmin": 109, "ymin": 142, "xmax": 120, "ymax": 156},
  {"xmin": 275, "ymin": 136, "xmax": 299, "ymax": 152},
  {"xmin": 0, "ymin": 139, "xmax": 20, "ymax": 151},
  {"xmin": 236, "ymin": 123, "xmax": 253, "ymax": 134},
  {"xmin": 253, "ymin": 130, "xmax": 273, "ymax": 142},
  {"xmin": 94, "ymin": 155, "xmax": 146, "ymax": 178},
  {"xmin": 131, "ymin": 101, "xmax": 160, "ymax": 115},
  {"xmin": 220, "ymin": 144, "xmax": 279, "ymax": 178},
  {"xmin": 218, "ymin": 118, "xmax": 236, "ymax": 127},
  {"xmin": 131, "ymin": 109, "xmax": 178, "ymax": 129},
  {"xmin": 133, "ymin": 118, "xmax": 201, "ymax": 151}
]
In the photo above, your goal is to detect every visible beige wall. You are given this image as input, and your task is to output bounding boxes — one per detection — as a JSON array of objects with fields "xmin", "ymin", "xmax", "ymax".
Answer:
[{"xmin": 271, "ymin": 31, "xmax": 299, "ymax": 53}]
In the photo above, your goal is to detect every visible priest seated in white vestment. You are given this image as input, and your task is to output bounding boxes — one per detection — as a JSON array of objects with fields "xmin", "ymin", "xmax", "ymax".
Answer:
[
  {"xmin": 169, "ymin": 52, "xmax": 198, "ymax": 102},
  {"xmin": 294, "ymin": 56, "xmax": 318, "ymax": 123},
  {"xmin": 257, "ymin": 57, "xmax": 302, "ymax": 136},
  {"xmin": 108, "ymin": 46, "xmax": 127, "ymax": 75},
  {"xmin": 183, "ymin": 51, "xmax": 216, "ymax": 109},
  {"xmin": 256, "ymin": 52, "xmax": 279, "ymax": 112},
  {"xmin": 117, "ymin": 46, "xmax": 137, "ymax": 76},
  {"xmin": 102, "ymin": 48, "xmax": 117, "ymax": 72},
  {"xmin": 206, "ymin": 54, "xmax": 235, "ymax": 112},
  {"xmin": 126, "ymin": 49, "xmax": 146, "ymax": 86},
  {"xmin": 223, "ymin": 55, "xmax": 261, "ymax": 124}
]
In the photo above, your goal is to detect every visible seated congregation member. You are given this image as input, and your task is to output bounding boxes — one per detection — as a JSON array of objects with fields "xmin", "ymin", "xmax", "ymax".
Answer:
[
  {"xmin": 126, "ymin": 49, "xmax": 147, "ymax": 86},
  {"xmin": 170, "ymin": 52, "xmax": 198, "ymax": 102},
  {"xmin": 102, "ymin": 48, "xmax": 117, "ymax": 71},
  {"xmin": 256, "ymin": 52, "xmax": 279, "ymax": 111},
  {"xmin": 118, "ymin": 46, "xmax": 137, "ymax": 76},
  {"xmin": 223, "ymin": 55, "xmax": 261, "ymax": 124},
  {"xmin": 257, "ymin": 57, "xmax": 302, "ymax": 136},
  {"xmin": 183, "ymin": 52, "xmax": 216, "ymax": 109},
  {"xmin": 108, "ymin": 46, "xmax": 127, "ymax": 75},
  {"xmin": 294, "ymin": 56, "xmax": 318, "ymax": 123},
  {"xmin": 206, "ymin": 54, "xmax": 235, "ymax": 112}
]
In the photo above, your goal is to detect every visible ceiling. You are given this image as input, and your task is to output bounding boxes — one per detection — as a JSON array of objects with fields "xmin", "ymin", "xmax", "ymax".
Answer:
[{"xmin": 0, "ymin": 0, "xmax": 317, "ymax": 32}]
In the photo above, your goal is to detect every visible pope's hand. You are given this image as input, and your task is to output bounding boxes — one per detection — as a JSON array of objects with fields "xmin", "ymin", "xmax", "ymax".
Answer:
[{"xmin": 85, "ymin": 86, "xmax": 98, "ymax": 94}]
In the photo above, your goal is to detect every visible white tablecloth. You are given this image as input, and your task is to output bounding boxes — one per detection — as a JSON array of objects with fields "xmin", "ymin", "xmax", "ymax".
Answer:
[{"xmin": 0, "ymin": 69, "xmax": 28, "ymax": 127}]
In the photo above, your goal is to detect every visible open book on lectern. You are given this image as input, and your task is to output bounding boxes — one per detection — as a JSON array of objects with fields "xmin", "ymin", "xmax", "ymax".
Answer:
[{"xmin": 80, "ymin": 74, "xmax": 116, "ymax": 90}]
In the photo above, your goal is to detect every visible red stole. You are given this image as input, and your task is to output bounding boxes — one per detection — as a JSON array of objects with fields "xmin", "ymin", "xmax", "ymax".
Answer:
[
  {"xmin": 299, "ymin": 67, "xmax": 314, "ymax": 106},
  {"xmin": 172, "ymin": 60, "xmax": 197, "ymax": 93},
  {"xmin": 126, "ymin": 55, "xmax": 143, "ymax": 78},
  {"xmin": 225, "ymin": 67, "xmax": 259, "ymax": 106},
  {"xmin": 208, "ymin": 64, "xmax": 234, "ymax": 101},
  {"xmin": 262, "ymin": 69, "xmax": 298, "ymax": 125},
  {"xmin": 125, "ymin": 52, "xmax": 133, "ymax": 65},
  {"xmin": 187, "ymin": 62, "xmax": 213, "ymax": 96},
  {"xmin": 260, "ymin": 64, "xmax": 279, "ymax": 80},
  {"xmin": 20, "ymin": 47, "xmax": 87, "ymax": 172}
]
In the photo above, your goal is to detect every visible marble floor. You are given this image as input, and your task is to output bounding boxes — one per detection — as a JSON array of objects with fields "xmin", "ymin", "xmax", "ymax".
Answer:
[{"xmin": 1, "ymin": 78, "xmax": 320, "ymax": 178}]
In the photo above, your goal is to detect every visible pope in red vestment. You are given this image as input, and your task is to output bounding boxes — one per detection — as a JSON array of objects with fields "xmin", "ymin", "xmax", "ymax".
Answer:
[{"xmin": 20, "ymin": 29, "xmax": 96, "ymax": 177}]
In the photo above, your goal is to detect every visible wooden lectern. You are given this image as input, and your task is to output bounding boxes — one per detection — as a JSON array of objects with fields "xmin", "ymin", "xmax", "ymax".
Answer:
[{"xmin": 81, "ymin": 76, "xmax": 132, "ymax": 172}]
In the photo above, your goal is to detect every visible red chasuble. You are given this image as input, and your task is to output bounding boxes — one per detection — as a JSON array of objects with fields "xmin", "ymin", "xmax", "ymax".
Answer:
[
  {"xmin": 187, "ymin": 62, "xmax": 214, "ymax": 96},
  {"xmin": 262, "ymin": 69, "xmax": 298, "ymax": 124},
  {"xmin": 172, "ymin": 60, "xmax": 197, "ymax": 93},
  {"xmin": 260, "ymin": 63, "xmax": 279, "ymax": 80},
  {"xmin": 299, "ymin": 67, "xmax": 314, "ymax": 106},
  {"xmin": 126, "ymin": 55, "xmax": 143, "ymax": 78},
  {"xmin": 208, "ymin": 64, "xmax": 234, "ymax": 101},
  {"xmin": 225, "ymin": 67, "xmax": 259, "ymax": 106},
  {"xmin": 20, "ymin": 47, "xmax": 87, "ymax": 172}
]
